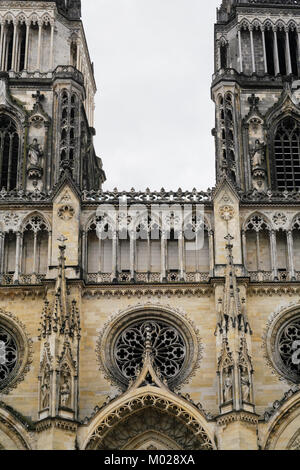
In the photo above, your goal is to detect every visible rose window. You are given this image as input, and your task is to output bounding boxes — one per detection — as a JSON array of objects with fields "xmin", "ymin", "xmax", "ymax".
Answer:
[
  {"xmin": 277, "ymin": 317, "xmax": 300, "ymax": 383},
  {"xmin": 115, "ymin": 320, "xmax": 186, "ymax": 382},
  {"xmin": 0, "ymin": 327, "xmax": 18, "ymax": 389}
]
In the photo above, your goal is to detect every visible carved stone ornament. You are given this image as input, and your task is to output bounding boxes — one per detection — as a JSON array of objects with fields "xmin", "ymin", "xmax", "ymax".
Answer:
[
  {"xmin": 0, "ymin": 309, "xmax": 33, "ymax": 394},
  {"xmin": 115, "ymin": 320, "xmax": 186, "ymax": 383},
  {"xmin": 96, "ymin": 303, "xmax": 203, "ymax": 391},
  {"xmin": 219, "ymin": 205, "xmax": 235, "ymax": 221},
  {"xmin": 57, "ymin": 205, "xmax": 75, "ymax": 221},
  {"xmin": 289, "ymin": 430, "xmax": 300, "ymax": 450},
  {"xmin": 263, "ymin": 302, "xmax": 300, "ymax": 385},
  {"xmin": 273, "ymin": 212, "xmax": 288, "ymax": 228},
  {"xmin": 2, "ymin": 212, "xmax": 20, "ymax": 231}
]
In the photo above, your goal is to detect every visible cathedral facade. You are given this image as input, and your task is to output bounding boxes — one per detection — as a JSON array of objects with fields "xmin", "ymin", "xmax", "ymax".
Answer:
[{"xmin": 0, "ymin": 0, "xmax": 299, "ymax": 451}]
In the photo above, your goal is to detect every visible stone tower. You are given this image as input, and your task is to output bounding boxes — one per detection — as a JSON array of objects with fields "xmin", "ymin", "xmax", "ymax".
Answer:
[
  {"xmin": 0, "ymin": 0, "xmax": 105, "ymax": 194},
  {"xmin": 213, "ymin": 0, "xmax": 300, "ymax": 192},
  {"xmin": 0, "ymin": 0, "xmax": 299, "ymax": 451}
]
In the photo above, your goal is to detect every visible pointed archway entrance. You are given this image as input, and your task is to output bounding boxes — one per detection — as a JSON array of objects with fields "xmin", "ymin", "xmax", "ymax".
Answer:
[{"xmin": 80, "ymin": 328, "xmax": 216, "ymax": 450}]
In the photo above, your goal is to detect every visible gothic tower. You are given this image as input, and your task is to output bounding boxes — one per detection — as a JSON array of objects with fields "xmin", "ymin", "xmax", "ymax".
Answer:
[
  {"xmin": 0, "ymin": 0, "xmax": 105, "ymax": 193},
  {"xmin": 212, "ymin": 0, "xmax": 300, "ymax": 192}
]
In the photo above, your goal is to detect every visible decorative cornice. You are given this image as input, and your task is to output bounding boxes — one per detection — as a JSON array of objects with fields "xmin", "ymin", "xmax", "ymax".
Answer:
[
  {"xmin": 83, "ymin": 286, "xmax": 213, "ymax": 299},
  {"xmin": 216, "ymin": 410, "xmax": 259, "ymax": 427},
  {"xmin": 35, "ymin": 417, "xmax": 78, "ymax": 433},
  {"xmin": 263, "ymin": 385, "xmax": 300, "ymax": 422}
]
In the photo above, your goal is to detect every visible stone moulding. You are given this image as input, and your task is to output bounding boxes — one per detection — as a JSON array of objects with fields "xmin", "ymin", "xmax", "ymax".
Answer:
[
  {"xmin": 83, "ymin": 286, "xmax": 213, "ymax": 299},
  {"xmin": 216, "ymin": 411, "xmax": 259, "ymax": 427},
  {"xmin": 81, "ymin": 390, "xmax": 215, "ymax": 451},
  {"xmin": 35, "ymin": 418, "xmax": 78, "ymax": 433},
  {"xmin": 0, "ymin": 309, "xmax": 33, "ymax": 395},
  {"xmin": 96, "ymin": 303, "xmax": 204, "ymax": 392},
  {"xmin": 262, "ymin": 301, "xmax": 300, "ymax": 385}
]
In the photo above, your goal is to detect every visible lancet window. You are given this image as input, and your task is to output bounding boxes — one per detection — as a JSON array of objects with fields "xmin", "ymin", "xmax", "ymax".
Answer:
[
  {"xmin": 0, "ymin": 115, "xmax": 19, "ymax": 191},
  {"xmin": 244, "ymin": 215, "xmax": 272, "ymax": 272},
  {"xmin": 59, "ymin": 91, "xmax": 79, "ymax": 177},
  {"xmin": 274, "ymin": 117, "xmax": 300, "ymax": 191},
  {"xmin": 21, "ymin": 216, "xmax": 50, "ymax": 275}
]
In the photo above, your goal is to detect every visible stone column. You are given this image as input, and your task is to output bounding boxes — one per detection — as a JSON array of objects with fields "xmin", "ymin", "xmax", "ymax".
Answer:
[
  {"xmin": 47, "ymin": 231, "xmax": 52, "ymax": 271},
  {"xmin": 208, "ymin": 230, "xmax": 215, "ymax": 277},
  {"xmin": 33, "ymin": 231, "xmax": 38, "ymax": 274},
  {"xmin": 81, "ymin": 231, "xmax": 87, "ymax": 275},
  {"xmin": 2, "ymin": 26, "xmax": 7, "ymax": 71},
  {"xmin": 256, "ymin": 231, "xmax": 260, "ymax": 272},
  {"xmin": 49, "ymin": 22, "xmax": 55, "ymax": 70},
  {"xmin": 287, "ymin": 230, "xmax": 295, "ymax": 281},
  {"xmin": 98, "ymin": 235, "xmax": 102, "ymax": 274},
  {"xmin": 161, "ymin": 231, "xmax": 167, "ymax": 281},
  {"xmin": 261, "ymin": 28, "xmax": 268, "ymax": 74},
  {"xmin": 112, "ymin": 231, "xmax": 117, "ymax": 281},
  {"xmin": 37, "ymin": 20, "xmax": 43, "ymax": 70},
  {"xmin": 0, "ymin": 232, "xmax": 4, "ymax": 276},
  {"xmin": 285, "ymin": 28, "xmax": 292, "ymax": 75},
  {"xmin": 130, "ymin": 231, "xmax": 135, "ymax": 281},
  {"xmin": 270, "ymin": 230, "xmax": 278, "ymax": 280},
  {"xmin": 238, "ymin": 28, "xmax": 243, "ymax": 73},
  {"xmin": 273, "ymin": 28, "xmax": 280, "ymax": 75},
  {"xmin": 178, "ymin": 231, "xmax": 184, "ymax": 280},
  {"xmin": 0, "ymin": 21, "xmax": 4, "ymax": 71},
  {"xmin": 24, "ymin": 21, "xmax": 30, "ymax": 70},
  {"xmin": 241, "ymin": 230, "xmax": 247, "ymax": 269},
  {"xmin": 13, "ymin": 231, "xmax": 21, "ymax": 283},
  {"xmin": 11, "ymin": 20, "xmax": 17, "ymax": 71},
  {"xmin": 250, "ymin": 26, "xmax": 256, "ymax": 74}
]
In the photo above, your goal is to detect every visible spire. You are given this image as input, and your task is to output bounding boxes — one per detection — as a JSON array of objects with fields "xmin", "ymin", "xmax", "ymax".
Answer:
[
  {"xmin": 39, "ymin": 235, "xmax": 80, "ymax": 340},
  {"xmin": 217, "ymin": 234, "xmax": 251, "ymax": 334}
]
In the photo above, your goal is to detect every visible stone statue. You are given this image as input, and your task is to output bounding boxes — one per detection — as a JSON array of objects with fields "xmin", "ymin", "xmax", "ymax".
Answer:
[
  {"xmin": 60, "ymin": 371, "xmax": 71, "ymax": 408},
  {"xmin": 223, "ymin": 368, "xmax": 233, "ymax": 403},
  {"xmin": 41, "ymin": 371, "xmax": 50, "ymax": 410},
  {"xmin": 28, "ymin": 139, "xmax": 43, "ymax": 168},
  {"xmin": 241, "ymin": 367, "xmax": 251, "ymax": 403},
  {"xmin": 250, "ymin": 139, "xmax": 265, "ymax": 168}
]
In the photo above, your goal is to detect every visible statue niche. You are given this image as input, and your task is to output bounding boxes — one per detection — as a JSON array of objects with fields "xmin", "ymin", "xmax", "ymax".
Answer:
[
  {"xmin": 59, "ymin": 364, "xmax": 72, "ymax": 410},
  {"xmin": 250, "ymin": 139, "xmax": 267, "ymax": 192},
  {"xmin": 27, "ymin": 138, "xmax": 44, "ymax": 188},
  {"xmin": 223, "ymin": 367, "xmax": 233, "ymax": 403}
]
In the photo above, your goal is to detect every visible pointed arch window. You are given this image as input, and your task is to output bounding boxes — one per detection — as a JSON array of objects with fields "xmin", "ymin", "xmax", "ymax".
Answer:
[
  {"xmin": 274, "ymin": 117, "xmax": 300, "ymax": 190},
  {"xmin": 0, "ymin": 115, "xmax": 19, "ymax": 191}
]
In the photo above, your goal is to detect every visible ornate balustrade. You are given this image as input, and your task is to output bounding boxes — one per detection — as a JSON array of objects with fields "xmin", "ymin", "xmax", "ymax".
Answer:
[
  {"xmin": 82, "ymin": 188, "xmax": 213, "ymax": 204},
  {"xmin": 85, "ymin": 271, "xmax": 211, "ymax": 285},
  {"xmin": 249, "ymin": 271, "xmax": 300, "ymax": 282},
  {"xmin": 0, "ymin": 273, "xmax": 46, "ymax": 286}
]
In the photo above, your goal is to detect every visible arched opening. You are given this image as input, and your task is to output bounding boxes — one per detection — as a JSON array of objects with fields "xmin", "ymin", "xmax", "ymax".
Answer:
[
  {"xmin": 245, "ymin": 216, "xmax": 271, "ymax": 272},
  {"xmin": 0, "ymin": 115, "xmax": 19, "ymax": 191},
  {"xmin": 167, "ymin": 229, "xmax": 179, "ymax": 272},
  {"xmin": 3, "ymin": 232, "xmax": 16, "ymax": 275},
  {"xmin": 274, "ymin": 117, "xmax": 300, "ymax": 190},
  {"xmin": 18, "ymin": 23, "xmax": 27, "ymax": 72},
  {"xmin": 220, "ymin": 43, "xmax": 227, "ymax": 69},
  {"xmin": 93, "ymin": 407, "xmax": 207, "ymax": 450},
  {"xmin": 21, "ymin": 216, "xmax": 49, "ymax": 276},
  {"xmin": 87, "ymin": 220, "xmax": 113, "ymax": 276}
]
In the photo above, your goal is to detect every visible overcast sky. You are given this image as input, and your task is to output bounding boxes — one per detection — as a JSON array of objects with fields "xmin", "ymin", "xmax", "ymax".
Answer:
[{"xmin": 82, "ymin": 0, "xmax": 220, "ymax": 191}]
